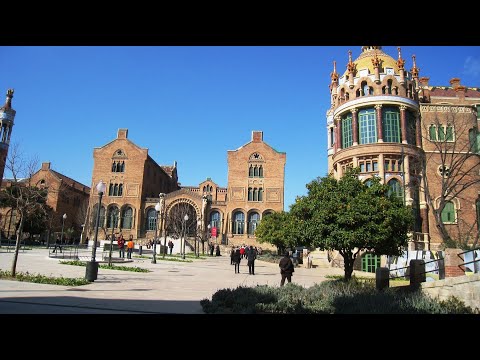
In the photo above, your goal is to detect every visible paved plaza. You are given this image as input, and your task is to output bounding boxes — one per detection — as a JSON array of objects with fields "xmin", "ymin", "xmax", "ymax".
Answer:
[{"xmin": 0, "ymin": 247, "xmax": 372, "ymax": 314}]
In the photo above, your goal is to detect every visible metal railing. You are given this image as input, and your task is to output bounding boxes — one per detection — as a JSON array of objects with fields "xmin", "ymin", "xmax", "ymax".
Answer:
[
  {"xmin": 388, "ymin": 258, "xmax": 445, "ymax": 281},
  {"xmin": 457, "ymin": 247, "xmax": 480, "ymax": 274}
]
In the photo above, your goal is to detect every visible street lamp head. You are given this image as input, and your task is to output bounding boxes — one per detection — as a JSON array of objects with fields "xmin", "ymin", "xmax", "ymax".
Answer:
[
  {"xmin": 96, "ymin": 180, "xmax": 107, "ymax": 195},
  {"xmin": 155, "ymin": 202, "xmax": 161, "ymax": 212},
  {"xmin": 184, "ymin": 214, "xmax": 189, "ymax": 221},
  {"xmin": 62, "ymin": 213, "xmax": 67, "ymax": 220}
]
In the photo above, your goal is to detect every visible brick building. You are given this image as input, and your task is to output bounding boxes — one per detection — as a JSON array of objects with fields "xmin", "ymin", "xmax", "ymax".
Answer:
[
  {"xmin": 85, "ymin": 129, "xmax": 285, "ymax": 250},
  {"xmin": 326, "ymin": 46, "xmax": 480, "ymax": 259},
  {"xmin": 0, "ymin": 162, "xmax": 90, "ymax": 243}
]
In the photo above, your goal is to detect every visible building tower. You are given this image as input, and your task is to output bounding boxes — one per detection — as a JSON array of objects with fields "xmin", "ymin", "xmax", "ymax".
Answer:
[
  {"xmin": 0, "ymin": 89, "xmax": 15, "ymax": 181},
  {"xmin": 326, "ymin": 47, "xmax": 427, "ymax": 249}
]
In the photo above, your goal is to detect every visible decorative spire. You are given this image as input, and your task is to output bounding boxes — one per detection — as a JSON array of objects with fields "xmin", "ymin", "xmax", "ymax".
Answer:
[
  {"xmin": 410, "ymin": 54, "xmax": 419, "ymax": 77},
  {"xmin": 4, "ymin": 89, "xmax": 14, "ymax": 109},
  {"xmin": 347, "ymin": 50, "xmax": 355, "ymax": 73},
  {"xmin": 371, "ymin": 49, "xmax": 381, "ymax": 67},
  {"xmin": 397, "ymin": 46, "xmax": 405, "ymax": 69},
  {"xmin": 330, "ymin": 60, "xmax": 338, "ymax": 82}
]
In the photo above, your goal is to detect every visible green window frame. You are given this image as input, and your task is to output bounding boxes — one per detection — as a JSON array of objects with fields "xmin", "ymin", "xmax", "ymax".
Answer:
[
  {"xmin": 429, "ymin": 125, "xmax": 437, "ymax": 141},
  {"xmin": 383, "ymin": 107, "xmax": 401, "ymax": 143},
  {"xmin": 446, "ymin": 125, "xmax": 454, "ymax": 141},
  {"xmin": 362, "ymin": 253, "xmax": 381, "ymax": 273},
  {"xmin": 359, "ymin": 108, "xmax": 377, "ymax": 144},
  {"xmin": 342, "ymin": 114, "xmax": 353, "ymax": 148},
  {"xmin": 388, "ymin": 178, "xmax": 403, "ymax": 200},
  {"xmin": 441, "ymin": 201, "xmax": 455, "ymax": 223},
  {"xmin": 438, "ymin": 125, "xmax": 446, "ymax": 141}
]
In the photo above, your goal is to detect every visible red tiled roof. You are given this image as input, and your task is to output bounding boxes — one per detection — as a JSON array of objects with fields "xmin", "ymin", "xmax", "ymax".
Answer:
[{"xmin": 430, "ymin": 87, "xmax": 480, "ymax": 98}]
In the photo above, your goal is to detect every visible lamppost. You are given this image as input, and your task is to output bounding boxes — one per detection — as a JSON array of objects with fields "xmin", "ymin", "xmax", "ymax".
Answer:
[
  {"xmin": 108, "ymin": 208, "xmax": 118, "ymax": 267},
  {"xmin": 85, "ymin": 180, "xmax": 106, "ymax": 282},
  {"xmin": 207, "ymin": 224, "xmax": 211, "ymax": 254},
  {"xmin": 60, "ymin": 213, "xmax": 67, "ymax": 245},
  {"xmin": 152, "ymin": 201, "xmax": 161, "ymax": 264},
  {"xmin": 182, "ymin": 213, "xmax": 189, "ymax": 259},
  {"xmin": 196, "ymin": 219, "xmax": 202, "ymax": 257}
]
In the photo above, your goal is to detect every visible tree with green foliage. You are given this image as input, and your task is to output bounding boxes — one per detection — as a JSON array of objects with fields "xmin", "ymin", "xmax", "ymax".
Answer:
[
  {"xmin": 0, "ymin": 144, "xmax": 50, "ymax": 276},
  {"xmin": 290, "ymin": 168, "xmax": 414, "ymax": 281},
  {"xmin": 254, "ymin": 211, "xmax": 298, "ymax": 253}
]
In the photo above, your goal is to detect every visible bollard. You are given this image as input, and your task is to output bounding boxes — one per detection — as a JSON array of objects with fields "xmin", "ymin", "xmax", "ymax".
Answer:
[
  {"xmin": 139, "ymin": 245, "xmax": 143, "ymax": 256},
  {"xmin": 375, "ymin": 267, "xmax": 390, "ymax": 291},
  {"xmin": 409, "ymin": 259, "xmax": 425, "ymax": 290}
]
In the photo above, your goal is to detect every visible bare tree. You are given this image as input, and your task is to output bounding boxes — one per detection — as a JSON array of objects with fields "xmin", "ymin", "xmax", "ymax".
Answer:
[
  {"xmin": 418, "ymin": 109, "xmax": 480, "ymax": 248},
  {"xmin": 165, "ymin": 202, "xmax": 197, "ymax": 255},
  {"xmin": 0, "ymin": 143, "xmax": 50, "ymax": 276}
]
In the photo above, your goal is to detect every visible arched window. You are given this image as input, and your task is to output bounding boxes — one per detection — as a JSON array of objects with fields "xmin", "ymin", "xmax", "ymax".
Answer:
[
  {"xmin": 93, "ymin": 205, "xmax": 106, "ymax": 229},
  {"xmin": 113, "ymin": 184, "xmax": 119, "ymax": 196},
  {"xmin": 109, "ymin": 184, "xmax": 114, "ymax": 196},
  {"xmin": 429, "ymin": 125, "xmax": 437, "ymax": 141},
  {"xmin": 112, "ymin": 162, "xmax": 116, "ymax": 172},
  {"xmin": 388, "ymin": 179, "xmax": 403, "ymax": 200},
  {"xmin": 118, "ymin": 184, "xmax": 123, "ymax": 196},
  {"xmin": 386, "ymin": 79, "xmax": 392, "ymax": 94},
  {"xmin": 249, "ymin": 166, "xmax": 253, "ymax": 177},
  {"xmin": 441, "ymin": 201, "xmax": 455, "ymax": 223},
  {"xmin": 383, "ymin": 107, "xmax": 400, "ymax": 143},
  {"xmin": 259, "ymin": 166, "xmax": 263, "ymax": 177},
  {"xmin": 107, "ymin": 207, "xmax": 119, "ymax": 228},
  {"xmin": 248, "ymin": 188, "xmax": 253, "ymax": 201},
  {"xmin": 359, "ymin": 108, "xmax": 377, "ymax": 144},
  {"xmin": 146, "ymin": 208, "xmax": 157, "ymax": 231},
  {"xmin": 342, "ymin": 113, "xmax": 353, "ymax": 148},
  {"xmin": 364, "ymin": 179, "xmax": 373, "ymax": 187},
  {"xmin": 258, "ymin": 188, "xmax": 263, "ymax": 201},
  {"xmin": 232, "ymin": 211, "xmax": 244, "ymax": 234},
  {"xmin": 248, "ymin": 212, "xmax": 260, "ymax": 235},
  {"xmin": 446, "ymin": 125, "xmax": 454, "ymax": 141},
  {"xmin": 121, "ymin": 161, "xmax": 125, "ymax": 172},
  {"xmin": 254, "ymin": 166, "xmax": 259, "ymax": 177},
  {"xmin": 253, "ymin": 188, "xmax": 258, "ymax": 201},
  {"xmin": 210, "ymin": 211, "xmax": 220, "ymax": 230},
  {"xmin": 438, "ymin": 125, "xmax": 446, "ymax": 141},
  {"xmin": 122, "ymin": 207, "xmax": 133, "ymax": 229}
]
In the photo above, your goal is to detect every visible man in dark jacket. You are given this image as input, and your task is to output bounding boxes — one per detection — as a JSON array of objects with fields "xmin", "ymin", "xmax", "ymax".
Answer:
[
  {"xmin": 279, "ymin": 252, "xmax": 294, "ymax": 286},
  {"xmin": 247, "ymin": 245, "xmax": 257, "ymax": 275},
  {"xmin": 232, "ymin": 247, "xmax": 241, "ymax": 274}
]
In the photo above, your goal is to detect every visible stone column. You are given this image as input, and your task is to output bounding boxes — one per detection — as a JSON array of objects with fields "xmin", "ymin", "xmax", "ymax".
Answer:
[
  {"xmin": 378, "ymin": 153, "xmax": 384, "ymax": 184},
  {"xmin": 335, "ymin": 116, "xmax": 342, "ymax": 151},
  {"xmin": 375, "ymin": 104, "xmax": 383, "ymax": 142},
  {"xmin": 400, "ymin": 105, "xmax": 407, "ymax": 144},
  {"xmin": 444, "ymin": 248, "xmax": 465, "ymax": 277},
  {"xmin": 351, "ymin": 108, "xmax": 358, "ymax": 146},
  {"xmin": 404, "ymin": 154, "xmax": 411, "ymax": 205},
  {"xmin": 415, "ymin": 112, "xmax": 422, "ymax": 147}
]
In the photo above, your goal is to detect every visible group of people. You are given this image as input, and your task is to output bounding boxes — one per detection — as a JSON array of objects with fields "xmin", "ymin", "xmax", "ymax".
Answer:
[
  {"xmin": 208, "ymin": 242, "xmax": 221, "ymax": 256},
  {"xmin": 229, "ymin": 245, "xmax": 295, "ymax": 285},
  {"xmin": 230, "ymin": 245, "xmax": 258, "ymax": 275},
  {"xmin": 115, "ymin": 234, "xmax": 134, "ymax": 259}
]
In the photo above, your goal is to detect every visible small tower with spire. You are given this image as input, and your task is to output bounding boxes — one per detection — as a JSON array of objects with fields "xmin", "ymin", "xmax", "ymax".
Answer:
[
  {"xmin": 0, "ymin": 88, "xmax": 16, "ymax": 181},
  {"xmin": 329, "ymin": 61, "xmax": 339, "ymax": 105}
]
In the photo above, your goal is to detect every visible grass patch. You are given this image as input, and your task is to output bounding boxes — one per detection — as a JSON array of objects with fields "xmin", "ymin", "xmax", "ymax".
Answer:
[
  {"xmin": 60, "ymin": 260, "xmax": 150, "ymax": 272},
  {"xmin": 0, "ymin": 269, "xmax": 89, "ymax": 286}
]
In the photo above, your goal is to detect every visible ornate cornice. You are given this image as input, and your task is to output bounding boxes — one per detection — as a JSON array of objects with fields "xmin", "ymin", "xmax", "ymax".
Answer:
[{"xmin": 420, "ymin": 105, "xmax": 473, "ymax": 113}]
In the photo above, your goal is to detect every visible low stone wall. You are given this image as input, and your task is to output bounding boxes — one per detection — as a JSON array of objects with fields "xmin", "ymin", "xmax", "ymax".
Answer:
[{"xmin": 421, "ymin": 273, "xmax": 480, "ymax": 311}]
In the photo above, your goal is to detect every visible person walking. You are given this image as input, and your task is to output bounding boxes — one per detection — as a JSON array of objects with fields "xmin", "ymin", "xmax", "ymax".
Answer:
[
  {"xmin": 233, "ymin": 247, "xmax": 241, "ymax": 274},
  {"xmin": 168, "ymin": 240, "xmax": 174, "ymax": 255},
  {"xmin": 247, "ymin": 245, "xmax": 256, "ymax": 275},
  {"xmin": 279, "ymin": 252, "xmax": 295, "ymax": 286},
  {"xmin": 230, "ymin": 246, "xmax": 235, "ymax": 265},
  {"xmin": 52, "ymin": 235, "xmax": 63, "ymax": 253},
  {"xmin": 117, "ymin": 234, "xmax": 125, "ymax": 258},
  {"xmin": 127, "ymin": 235, "xmax": 134, "ymax": 259}
]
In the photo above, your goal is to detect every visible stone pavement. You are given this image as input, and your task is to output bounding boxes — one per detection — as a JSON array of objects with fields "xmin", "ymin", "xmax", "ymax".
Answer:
[{"xmin": 0, "ymin": 247, "xmax": 373, "ymax": 314}]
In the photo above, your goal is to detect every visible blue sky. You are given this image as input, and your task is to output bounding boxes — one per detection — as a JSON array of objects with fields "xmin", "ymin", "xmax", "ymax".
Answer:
[{"xmin": 0, "ymin": 46, "xmax": 479, "ymax": 210}]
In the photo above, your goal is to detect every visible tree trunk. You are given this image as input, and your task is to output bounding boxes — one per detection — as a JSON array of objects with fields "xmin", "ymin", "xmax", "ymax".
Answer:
[
  {"xmin": 342, "ymin": 251, "xmax": 354, "ymax": 281},
  {"xmin": 11, "ymin": 213, "xmax": 24, "ymax": 277}
]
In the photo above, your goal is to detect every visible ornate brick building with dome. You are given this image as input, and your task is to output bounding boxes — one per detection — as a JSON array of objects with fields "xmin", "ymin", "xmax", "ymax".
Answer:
[{"xmin": 326, "ymin": 46, "xmax": 480, "ymax": 255}]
